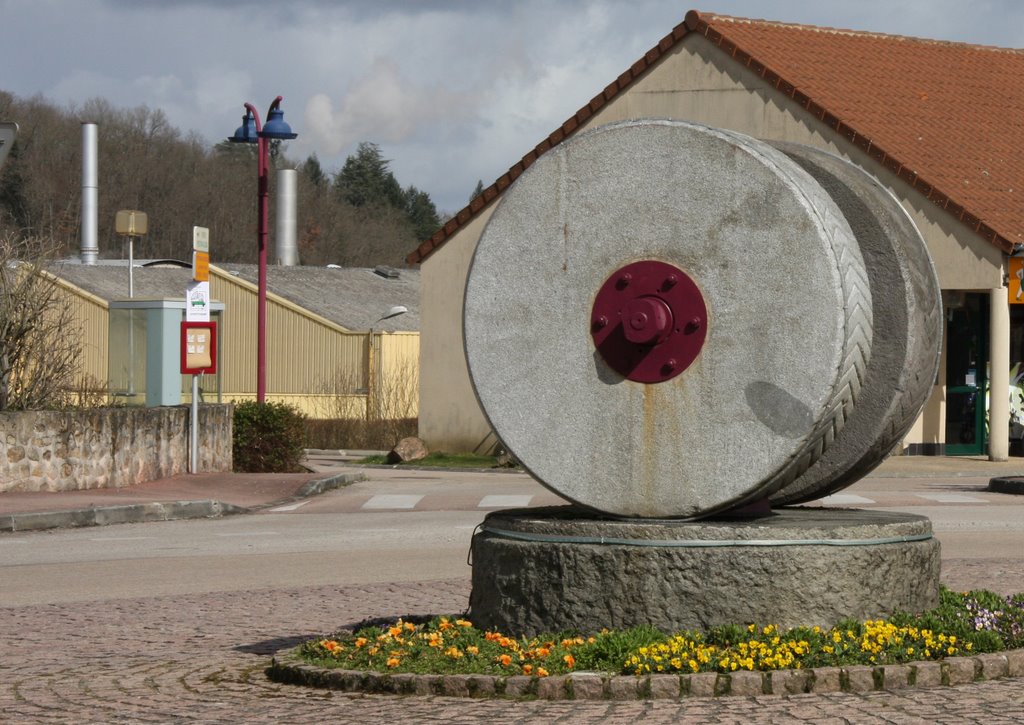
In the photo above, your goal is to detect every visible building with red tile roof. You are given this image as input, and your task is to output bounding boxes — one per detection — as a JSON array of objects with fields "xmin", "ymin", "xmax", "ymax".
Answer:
[{"xmin": 412, "ymin": 9, "xmax": 1024, "ymax": 459}]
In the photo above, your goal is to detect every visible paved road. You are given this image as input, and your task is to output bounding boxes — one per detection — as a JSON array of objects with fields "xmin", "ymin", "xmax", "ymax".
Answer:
[{"xmin": 2, "ymin": 467, "xmax": 1024, "ymax": 722}]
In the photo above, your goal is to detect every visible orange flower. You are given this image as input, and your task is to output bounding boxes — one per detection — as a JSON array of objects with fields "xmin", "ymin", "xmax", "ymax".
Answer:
[
  {"xmin": 386, "ymin": 657, "xmax": 400, "ymax": 668},
  {"xmin": 354, "ymin": 637, "xmax": 368, "ymax": 648},
  {"xmin": 521, "ymin": 664, "xmax": 533, "ymax": 675},
  {"xmin": 438, "ymin": 617, "xmax": 454, "ymax": 631},
  {"xmin": 498, "ymin": 654, "xmax": 512, "ymax": 667},
  {"xmin": 563, "ymin": 654, "xmax": 576, "ymax": 669},
  {"xmin": 466, "ymin": 645, "xmax": 479, "ymax": 656},
  {"xmin": 389, "ymin": 626, "xmax": 403, "ymax": 637},
  {"xmin": 536, "ymin": 647, "xmax": 551, "ymax": 657},
  {"xmin": 427, "ymin": 633, "xmax": 443, "ymax": 648},
  {"xmin": 537, "ymin": 667, "xmax": 549, "ymax": 677},
  {"xmin": 456, "ymin": 619, "xmax": 473, "ymax": 628}
]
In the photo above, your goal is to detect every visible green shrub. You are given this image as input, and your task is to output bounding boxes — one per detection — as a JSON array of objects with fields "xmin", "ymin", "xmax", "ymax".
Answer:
[{"xmin": 233, "ymin": 401, "xmax": 307, "ymax": 472}]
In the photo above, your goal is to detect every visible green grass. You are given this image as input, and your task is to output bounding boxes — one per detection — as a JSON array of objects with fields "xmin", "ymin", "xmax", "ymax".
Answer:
[
  {"xmin": 295, "ymin": 588, "xmax": 1024, "ymax": 678},
  {"xmin": 357, "ymin": 451, "xmax": 516, "ymax": 469}
]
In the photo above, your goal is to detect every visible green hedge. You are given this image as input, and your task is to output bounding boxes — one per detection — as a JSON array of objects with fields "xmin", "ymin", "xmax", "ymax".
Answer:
[{"xmin": 233, "ymin": 401, "xmax": 307, "ymax": 473}]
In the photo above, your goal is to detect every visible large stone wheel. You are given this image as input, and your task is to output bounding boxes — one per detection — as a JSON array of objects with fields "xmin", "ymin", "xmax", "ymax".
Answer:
[
  {"xmin": 767, "ymin": 143, "xmax": 942, "ymax": 505},
  {"xmin": 464, "ymin": 120, "xmax": 872, "ymax": 518}
]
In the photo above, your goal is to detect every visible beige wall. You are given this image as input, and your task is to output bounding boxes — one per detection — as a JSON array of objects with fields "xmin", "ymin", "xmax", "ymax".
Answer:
[
  {"xmin": 420, "ymin": 32, "xmax": 1004, "ymax": 451},
  {"xmin": 53, "ymin": 276, "xmax": 109, "ymax": 393},
  {"xmin": 419, "ymin": 208, "xmax": 498, "ymax": 452}
]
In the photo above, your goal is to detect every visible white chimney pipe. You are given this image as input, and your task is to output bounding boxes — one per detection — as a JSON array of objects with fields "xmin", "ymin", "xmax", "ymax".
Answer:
[
  {"xmin": 275, "ymin": 167, "xmax": 298, "ymax": 266},
  {"xmin": 80, "ymin": 122, "xmax": 99, "ymax": 265}
]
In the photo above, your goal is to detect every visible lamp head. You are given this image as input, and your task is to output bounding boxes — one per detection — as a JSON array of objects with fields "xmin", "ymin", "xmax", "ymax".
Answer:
[
  {"xmin": 229, "ymin": 112, "xmax": 258, "ymax": 144},
  {"xmin": 260, "ymin": 106, "xmax": 297, "ymax": 140}
]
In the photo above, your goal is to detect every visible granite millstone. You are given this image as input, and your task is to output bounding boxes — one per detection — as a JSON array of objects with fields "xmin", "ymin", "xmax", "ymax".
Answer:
[
  {"xmin": 469, "ymin": 507, "xmax": 941, "ymax": 637},
  {"xmin": 766, "ymin": 142, "xmax": 942, "ymax": 505},
  {"xmin": 464, "ymin": 119, "xmax": 873, "ymax": 518}
]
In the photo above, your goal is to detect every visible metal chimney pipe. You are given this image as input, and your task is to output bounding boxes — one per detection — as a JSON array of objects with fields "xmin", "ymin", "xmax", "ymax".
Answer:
[
  {"xmin": 80, "ymin": 122, "xmax": 99, "ymax": 265},
  {"xmin": 275, "ymin": 167, "xmax": 298, "ymax": 266}
]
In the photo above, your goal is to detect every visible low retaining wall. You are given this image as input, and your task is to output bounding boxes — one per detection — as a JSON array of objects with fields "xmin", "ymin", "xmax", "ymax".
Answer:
[{"xmin": 0, "ymin": 405, "xmax": 233, "ymax": 493}]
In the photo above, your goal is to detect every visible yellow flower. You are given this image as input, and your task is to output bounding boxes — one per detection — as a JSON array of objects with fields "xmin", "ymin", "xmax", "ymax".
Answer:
[
  {"xmin": 386, "ymin": 657, "xmax": 400, "ymax": 668},
  {"xmin": 537, "ymin": 667, "xmax": 549, "ymax": 677},
  {"xmin": 456, "ymin": 619, "xmax": 473, "ymax": 628},
  {"xmin": 466, "ymin": 645, "xmax": 479, "ymax": 656},
  {"xmin": 354, "ymin": 637, "xmax": 368, "ymax": 648},
  {"xmin": 445, "ymin": 647, "xmax": 464, "ymax": 659}
]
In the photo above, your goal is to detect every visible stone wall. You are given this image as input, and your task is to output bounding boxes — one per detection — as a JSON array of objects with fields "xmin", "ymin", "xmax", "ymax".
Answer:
[{"xmin": 0, "ymin": 405, "xmax": 233, "ymax": 493}]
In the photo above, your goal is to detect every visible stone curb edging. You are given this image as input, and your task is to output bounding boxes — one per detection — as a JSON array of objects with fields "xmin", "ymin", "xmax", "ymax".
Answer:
[
  {"xmin": 247, "ymin": 472, "xmax": 368, "ymax": 511},
  {"xmin": 324, "ymin": 462, "xmax": 525, "ymax": 475},
  {"xmin": 266, "ymin": 646, "xmax": 1024, "ymax": 700},
  {"xmin": 989, "ymin": 477, "xmax": 1024, "ymax": 495},
  {"xmin": 0, "ymin": 471, "xmax": 367, "ymax": 533},
  {"xmin": 0, "ymin": 499, "xmax": 247, "ymax": 533}
]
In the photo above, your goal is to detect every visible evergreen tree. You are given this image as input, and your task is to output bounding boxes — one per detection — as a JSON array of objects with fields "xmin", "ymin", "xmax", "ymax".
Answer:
[
  {"xmin": 303, "ymin": 153, "xmax": 326, "ymax": 187},
  {"xmin": 470, "ymin": 179, "xmax": 484, "ymax": 202},
  {"xmin": 404, "ymin": 185, "xmax": 441, "ymax": 241},
  {"xmin": 334, "ymin": 142, "xmax": 404, "ymax": 209}
]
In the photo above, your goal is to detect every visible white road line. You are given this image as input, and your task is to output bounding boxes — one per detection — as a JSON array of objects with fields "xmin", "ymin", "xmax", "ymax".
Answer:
[
  {"xmin": 478, "ymin": 495, "xmax": 534, "ymax": 508},
  {"xmin": 214, "ymin": 531, "xmax": 281, "ymax": 537},
  {"xmin": 362, "ymin": 494, "xmax": 424, "ymax": 510},
  {"xmin": 268, "ymin": 501, "xmax": 311, "ymax": 512},
  {"xmin": 817, "ymin": 493, "xmax": 877, "ymax": 505},
  {"xmin": 915, "ymin": 493, "xmax": 989, "ymax": 504}
]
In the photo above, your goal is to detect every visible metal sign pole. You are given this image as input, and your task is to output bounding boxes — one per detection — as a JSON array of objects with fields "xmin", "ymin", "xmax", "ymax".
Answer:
[{"xmin": 190, "ymin": 374, "xmax": 199, "ymax": 474}]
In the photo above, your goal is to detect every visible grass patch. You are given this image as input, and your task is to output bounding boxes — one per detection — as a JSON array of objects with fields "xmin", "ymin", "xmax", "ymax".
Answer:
[
  {"xmin": 357, "ymin": 451, "xmax": 517, "ymax": 469},
  {"xmin": 296, "ymin": 588, "xmax": 1024, "ymax": 678}
]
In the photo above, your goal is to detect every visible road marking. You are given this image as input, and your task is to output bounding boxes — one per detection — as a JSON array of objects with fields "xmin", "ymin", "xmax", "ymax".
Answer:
[
  {"xmin": 362, "ymin": 494, "xmax": 424, "ymax": 510},
  {"xmin": 817, "ymin": 494, "xmax": 876, "ymax": 505},
  {"xmin": 478, "ymin": 495, "xmax": 533, "ymax": 508},
  {"xmin": 268, "ymin": 501, "xmax": 311, "ymax": 512},
  {"xmin": 214, "ymin": 531, "xmax": 281, "ymax": 537},
  {"xmin": 915, "ymin": 494, "xmax": 989, "ymax": 504}
]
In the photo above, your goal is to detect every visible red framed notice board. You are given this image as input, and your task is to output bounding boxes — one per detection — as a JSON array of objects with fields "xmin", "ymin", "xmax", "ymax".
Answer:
[{"xmin": 181, "ymin": 321, "xmax": 217, "ymax": 374}]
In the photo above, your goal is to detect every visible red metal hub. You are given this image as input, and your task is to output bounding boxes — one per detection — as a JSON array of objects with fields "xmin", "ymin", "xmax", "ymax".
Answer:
[{"xmin": 591, "ymin": 260, "xmax": 708, "ymax": 383}]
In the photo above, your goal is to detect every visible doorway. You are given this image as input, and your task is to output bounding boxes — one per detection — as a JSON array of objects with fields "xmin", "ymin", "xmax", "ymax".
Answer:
[{"xmin": 945, "ymin": 293, "xmax": 988, "ymax": 455}]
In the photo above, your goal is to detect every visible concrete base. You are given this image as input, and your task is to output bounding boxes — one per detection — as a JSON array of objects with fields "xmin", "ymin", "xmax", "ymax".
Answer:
[{"xmin": 469, "ymin": 507, "xmax": 940, "ymax": 637}]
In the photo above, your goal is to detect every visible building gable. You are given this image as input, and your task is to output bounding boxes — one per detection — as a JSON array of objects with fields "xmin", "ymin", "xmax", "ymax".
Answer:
[{"xmin": 409, "ymin": 9, "xmax": 1023, "ymax": 265}]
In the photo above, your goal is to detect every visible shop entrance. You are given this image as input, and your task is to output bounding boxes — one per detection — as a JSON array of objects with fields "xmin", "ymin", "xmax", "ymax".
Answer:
[{"xmin": 945, "ymin": 293, "xmax": 988, "ymax": 456}]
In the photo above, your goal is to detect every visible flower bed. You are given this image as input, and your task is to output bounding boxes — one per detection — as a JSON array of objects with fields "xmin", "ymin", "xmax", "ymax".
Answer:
[
  {"xmin": 269, "ymin": 588, "xmax": 1024, "ymax": 698},
  {"xmin": 294, "ymin": 589, "xmax": 1024, "ymax": 678}
]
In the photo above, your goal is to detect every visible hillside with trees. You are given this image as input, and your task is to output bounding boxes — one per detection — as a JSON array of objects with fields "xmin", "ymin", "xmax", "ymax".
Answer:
[{"xmin": 0, "ymin": 91, "xmax": 442, "ymax": 268}]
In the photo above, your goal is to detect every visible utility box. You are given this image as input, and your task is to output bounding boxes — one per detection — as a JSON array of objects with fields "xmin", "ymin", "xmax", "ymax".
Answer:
[{"xmin": 108, "ymin": 299, "xmax": 224, "ymax": 407}]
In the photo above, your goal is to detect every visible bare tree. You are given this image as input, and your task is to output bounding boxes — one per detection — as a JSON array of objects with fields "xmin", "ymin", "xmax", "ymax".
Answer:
[{"xmin": 0, "ymin": 233, "xmax": 82, "ymax": 409}]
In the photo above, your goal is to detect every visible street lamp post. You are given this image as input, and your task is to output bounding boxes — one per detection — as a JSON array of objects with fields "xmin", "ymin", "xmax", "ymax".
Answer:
[{"xmin": 228, "ymin": 96, "xmax": 297, "ymax": 402}]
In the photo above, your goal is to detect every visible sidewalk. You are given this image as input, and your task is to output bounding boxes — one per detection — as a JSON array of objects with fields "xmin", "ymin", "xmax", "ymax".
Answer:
[
  {"xmin": 0, "ymin": 469, "xmax": 365, "ymax": 533},
  {"xmin": 1, "ymin": 453, "xmax": 1022, "ymax": 534}
]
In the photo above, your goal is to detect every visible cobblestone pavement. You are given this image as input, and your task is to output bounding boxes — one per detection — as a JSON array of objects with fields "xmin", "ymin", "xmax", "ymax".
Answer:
[{"xmin": 3, "ymin": 559, "xmax": 1024, "ymax": 724}]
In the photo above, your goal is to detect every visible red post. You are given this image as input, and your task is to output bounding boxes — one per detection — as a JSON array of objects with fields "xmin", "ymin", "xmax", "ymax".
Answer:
[{"xmin": 238, "ymin": 96, "xmax": 286, "ymax": 404}]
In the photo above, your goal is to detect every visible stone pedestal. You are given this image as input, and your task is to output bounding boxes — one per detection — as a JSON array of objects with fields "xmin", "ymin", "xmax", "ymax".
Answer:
[{"xmin": 470, "ymin": 507, "xmax": 940, "ymax": 637}]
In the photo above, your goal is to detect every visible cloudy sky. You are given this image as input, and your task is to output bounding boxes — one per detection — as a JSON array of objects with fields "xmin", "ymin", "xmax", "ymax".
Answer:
[{"xmin": 1, "ymin": 0, "xmax": 1023, "ymax": 214}]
